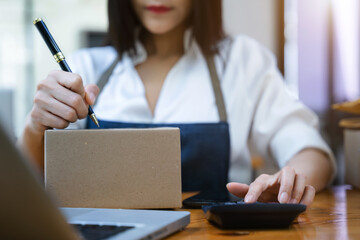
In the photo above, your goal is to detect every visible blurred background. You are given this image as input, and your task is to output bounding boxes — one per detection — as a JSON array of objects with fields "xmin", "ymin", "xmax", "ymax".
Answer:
[{"xmin": 0, "ymin": 0, "xmax": 359, "ymax": 184}]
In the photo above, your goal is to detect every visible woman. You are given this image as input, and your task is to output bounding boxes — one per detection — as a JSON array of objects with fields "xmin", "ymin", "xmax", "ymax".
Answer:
[{"xmin": 20, "ymin": 0, "xmax": 335, "ymax": 206}]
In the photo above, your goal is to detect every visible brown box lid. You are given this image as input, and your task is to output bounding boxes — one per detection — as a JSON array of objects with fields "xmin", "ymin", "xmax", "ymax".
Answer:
[{"xmin": 45, "ymin": 128, "xmax": 182, "ymax": 209}]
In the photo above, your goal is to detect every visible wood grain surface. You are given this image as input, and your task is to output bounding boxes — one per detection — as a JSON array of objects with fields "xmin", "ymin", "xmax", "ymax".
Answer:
[{"xmin": 169, "ymin": 185, "xmax": 360, "ymax": 239}]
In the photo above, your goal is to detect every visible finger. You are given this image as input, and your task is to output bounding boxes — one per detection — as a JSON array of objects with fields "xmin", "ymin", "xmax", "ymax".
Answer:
[
  {"xmin": 244, "ymin": 174, "xmax": 271, "ymax": 203},
  {"xmin": 31, "ymin": 106, "xmax": 70, "ymax": 130},
  {"xmin": 226, "ymin": 182, "xmax": 249, "ymax": 198},
  {"xmin": 300, "ymin": 185, "xmax": 315, "ymax": 207},
  {"xmin": 289, "ymin": 174, "xmax": 306, "ymax": 204},
  {"xmin": 49, "ymin": 85, "xmax": 88, "ymax": 119},
  {"xmin": 34, "ymin": 91, "xmax": 79, "ymax": 123},
  {"xmin": 84, "ymin": 84, "xmax": 100, "ymax": 105},
  {"xmin": 278, "ymin": 166, "xmax": 296, "ymax": 203},
  {"xmin": 49, "ymin": 70, "xmax": 86, "ymax": 98},
  {"xmin": 45, "ymin": 98, "xmax": 79, "ymax": 123}
]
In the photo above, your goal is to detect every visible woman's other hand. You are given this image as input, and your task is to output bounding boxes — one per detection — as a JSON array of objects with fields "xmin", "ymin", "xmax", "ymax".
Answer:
[
  {"xmin": 28, "ymin": 70, "xmax": 99, "ymax": 133},
  {"xmin": 227, "ymin": 166, "xmax": 316, "ymax": 207}
]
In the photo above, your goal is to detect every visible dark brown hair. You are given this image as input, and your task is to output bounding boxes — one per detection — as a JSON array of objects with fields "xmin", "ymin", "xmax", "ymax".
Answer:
[{"xmin": 107, "ymin": 0, "xmax": 225, "ymax": 58}]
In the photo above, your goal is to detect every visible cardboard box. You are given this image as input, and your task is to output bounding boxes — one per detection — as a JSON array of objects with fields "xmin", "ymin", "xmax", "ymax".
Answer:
[
  {"xmin": 45, "ymin": 128, "xmax": 182, "ymax": 209},
  {"xmin": 341, "ymin": 119, "xmax": 360, "ymax": 189}
]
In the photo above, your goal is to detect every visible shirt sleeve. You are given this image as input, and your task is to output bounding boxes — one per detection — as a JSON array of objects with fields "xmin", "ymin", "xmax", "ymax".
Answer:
[{"xmin": 240, "ymin": 37, "xmax": 337, "ymax": 183}]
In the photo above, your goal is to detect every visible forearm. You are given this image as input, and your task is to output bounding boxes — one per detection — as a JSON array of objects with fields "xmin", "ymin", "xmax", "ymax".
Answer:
[
  {"xmin": 286, "ymin": 148, "xmax": 334, "ymax": 192},
  {"xmin": 18, "ymin": 116, "xmax": 45, "ymax": 172}
]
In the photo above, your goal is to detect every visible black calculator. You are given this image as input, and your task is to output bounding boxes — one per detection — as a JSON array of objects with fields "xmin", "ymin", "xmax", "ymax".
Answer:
[{"xmin": 183, "ymin": 189, "xmax": 306, "ymax": 229}]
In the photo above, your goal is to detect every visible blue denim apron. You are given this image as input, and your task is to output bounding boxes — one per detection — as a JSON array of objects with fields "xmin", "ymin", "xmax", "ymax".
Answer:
[{"xmin": 86, "ymin": 57, "xmax": 230, "ymax": 192}]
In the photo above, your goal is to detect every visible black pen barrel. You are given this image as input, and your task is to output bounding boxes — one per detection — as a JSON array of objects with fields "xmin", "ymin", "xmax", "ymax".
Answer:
[
  {"xmin": 59, "ymin": 60, "xmax": 72, "ymax": 73},
  {"xmin": 33, "ymin": 19, "xmax": 61, "ymax": 56}
]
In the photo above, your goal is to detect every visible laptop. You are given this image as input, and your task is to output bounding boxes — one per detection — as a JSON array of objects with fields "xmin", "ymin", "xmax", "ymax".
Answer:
[{"xmin": 0, "ymin": 122, "xmax": 190, "ymax": 240}]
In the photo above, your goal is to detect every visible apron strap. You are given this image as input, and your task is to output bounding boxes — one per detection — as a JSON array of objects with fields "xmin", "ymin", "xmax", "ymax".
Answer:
[
  {"xmin": 93, "ymin": 57, "xmax": 120, "ymax": 106},
  {"xmin": 205, "ymin": 57, "xmax": 227, "ymax": 122},
  {"xmin": 95, "ymin": 55, "xmax": 228, "ymax": 122}
]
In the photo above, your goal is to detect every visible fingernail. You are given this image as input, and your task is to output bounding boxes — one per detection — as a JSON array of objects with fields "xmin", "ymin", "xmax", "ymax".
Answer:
[
  {"xmin": 89, "ymin": 93, "xmax": 95, "ymax": 103},
  {"xmin": 280, "ymin": 192, "xmax": 289, "ymax": 203},
  {"xmin": 245, "ymin": 194, "xmax": 254, "ymax": 203}
]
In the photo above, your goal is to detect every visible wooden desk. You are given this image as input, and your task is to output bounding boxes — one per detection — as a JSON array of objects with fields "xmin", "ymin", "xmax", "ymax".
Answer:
[{"xmin": 170, "ymin": 185, "xmax": 360, "ymax": 239}]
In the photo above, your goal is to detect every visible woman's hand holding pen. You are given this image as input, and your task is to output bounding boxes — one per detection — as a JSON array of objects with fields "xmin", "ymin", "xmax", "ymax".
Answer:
[{"xmin": 28, "ymin": 70, "xmax": 99, "ymax": 133}]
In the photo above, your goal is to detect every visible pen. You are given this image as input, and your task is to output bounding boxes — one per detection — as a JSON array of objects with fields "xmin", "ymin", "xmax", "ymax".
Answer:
[{"xmin": 33, "ymin": 18, "xmax": 100, "ymax": 128}]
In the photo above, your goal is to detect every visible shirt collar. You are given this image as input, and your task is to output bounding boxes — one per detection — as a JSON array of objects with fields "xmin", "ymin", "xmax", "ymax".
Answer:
[{"xmin": 129, "ymin": 28, "xmax": 199, "ymax": 66}]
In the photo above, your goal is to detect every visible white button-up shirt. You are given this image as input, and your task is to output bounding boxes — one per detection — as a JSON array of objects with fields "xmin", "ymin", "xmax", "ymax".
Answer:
[{"xmin": 67, "ymin": 33, "xmax": 335, "ymax": 184}]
